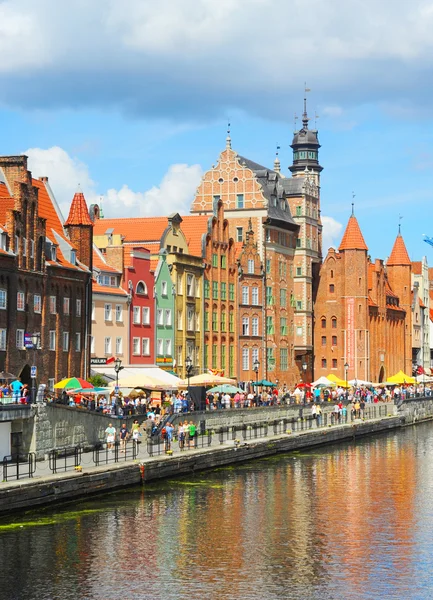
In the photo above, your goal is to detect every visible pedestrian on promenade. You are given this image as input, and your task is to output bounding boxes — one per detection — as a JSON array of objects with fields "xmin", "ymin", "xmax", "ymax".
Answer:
[
  {"xmin": 164, "ymin": 422, "xmax": 174, "ymax": 452},
  {"xmin": 119, "ymin": 423, "xmax": 129, "ymax": 453},
  {"xmin": 10, "ymin": 378, "xmax": 23, "ymax": 403},
  {"xmin": 131, "ymin": 420, "xmax": 141, "ymax": 442},
  {"xmin": 316, "ymin": 403, "xmax": 322, "ymax": 427},
  {"xmin": 178, "ymin": 422, "xmax": 185, "ymax": 450},
  {"xmin": 360, "ymin": 399, "xmax": 365, "ymax": 420},
  {"xmin": 333, "ymin": 402, "xmax": 340, "ymax": 424},
  {"xmin": 189, "ymin": 421, "xmax": 197, "ymax": 448},
  {"xmin": 105, "ymin": 423, "xmax": 116, "ymax": 451}
]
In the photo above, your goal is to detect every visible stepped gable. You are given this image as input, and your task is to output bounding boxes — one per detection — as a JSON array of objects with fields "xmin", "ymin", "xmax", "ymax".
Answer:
[
  {"xmin": 387, "ymin": 233, "xmax": 411, "ymax": 266},
  {"xmin": 338, "ymin": 215, "xmax": 368, "ymax": 251},
  {"xmin": 64, "ymin": 192, "xmax": 93, "ymax": 226}
]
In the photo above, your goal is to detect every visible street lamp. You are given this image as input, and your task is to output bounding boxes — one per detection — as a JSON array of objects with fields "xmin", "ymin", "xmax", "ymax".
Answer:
[
  {"xmin": 253, "ymin": 358, "xmax": 260, "ymax": 387},
  {"xmin": 185, "ymin": 356, "xmax": 193, "ymax": 410},
  {"xmin": 344, "ymin": 362, "xmax": 349, "ymax": 402},
  {"xmin": 30, "ymin": 332, "xmax": 40, "ymax": 404},
  {"xmin": 302, "ymin": 361, "xmax": 308, "ymax": 405},
  {"xmin": 114, "ymin": 358, "xmax": 124, "ymax": 414}
]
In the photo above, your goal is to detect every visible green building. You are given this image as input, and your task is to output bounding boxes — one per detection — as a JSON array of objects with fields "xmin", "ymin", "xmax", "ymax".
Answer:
[{"xmin": 154, "ymin": 250, "xmax": 175, "ymax": 371}]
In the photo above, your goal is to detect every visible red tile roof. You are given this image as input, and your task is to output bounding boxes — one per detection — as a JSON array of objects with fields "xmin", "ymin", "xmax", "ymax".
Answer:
[
  {"xmin": 412, "ymin": 261, "xmax": 422, "ymax": 275},
  {"xmin": 92, "ymin": 248, "xmax": 121, "ymax": 273},
  {"xmin": 64, "ymin": 192, "xmax": 93, "ymax": 226},
  {"xmin": 430, "ymin": 308, "xmax": 433, "ymax": 323},
  {"xmin": 339, "ymin": 216, "xmax": 368, "ymax": 251},
  {"xmin": 0, "ymin": 182, "xmax": 14, "ymax": 226},
  {"xmin": 92, "ymin": 282, "xmax": 128, "ymax": 296},
  {"xmin": 387, "ymin": 234, "xmax": 411, "ymax": 266},
  {"xmin": 93, "ymin": 216, "xmax": 169, "ymax": 242},
  {"xmin": 180, "ymin": 215, "xmax": 209, "ymax": 257}
]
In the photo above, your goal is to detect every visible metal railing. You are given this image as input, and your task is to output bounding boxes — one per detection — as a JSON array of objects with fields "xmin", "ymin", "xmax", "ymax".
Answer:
[
  {"xmin": 48, "ymin": 446, "xmax": 82, "ymax": 473},
  {"xmin": 93, "ymin": 440, "xmax": 139, "ymax": 466},
  {"xmin": 2, "ymin": 453, "xmax": 36, "ymax": 481}
]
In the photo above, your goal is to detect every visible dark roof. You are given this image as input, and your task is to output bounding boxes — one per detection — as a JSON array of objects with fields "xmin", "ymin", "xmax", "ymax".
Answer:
[
  {"xmin": 291, "ymin": 128, "xmax": 320, "ymax": 148},
  {"xmin": 237, "ymin": 155, "xmax": 298, "ymax": 231},
  {"xmin": 280, "ymin": 178, "xmax": 305, "ymax": 196}
]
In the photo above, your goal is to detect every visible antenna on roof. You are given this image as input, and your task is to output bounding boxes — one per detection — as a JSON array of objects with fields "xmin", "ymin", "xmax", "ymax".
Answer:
[
  {"xmin": 226, "ymin": 121, "xmax": 232, "ymax": 149},
  {"xmin": 274, "ymin": 144, "xmax": 281, "ymax": 174},
  {"xmin": 99, "ymin": 195, "xmax": 105, "ymax": 219},
  {"xmin": 399, "ymin": 214, "xmax": 403, "ymax": 234}
]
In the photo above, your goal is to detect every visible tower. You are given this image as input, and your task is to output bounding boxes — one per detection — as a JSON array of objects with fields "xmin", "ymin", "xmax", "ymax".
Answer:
[
  {"xmin": 289, "ymin": 95, "xmax": 323, "ymax": 186},
  {"xmin": 64, "ymin": 190, "xmax": 94, "ymax": 269}
]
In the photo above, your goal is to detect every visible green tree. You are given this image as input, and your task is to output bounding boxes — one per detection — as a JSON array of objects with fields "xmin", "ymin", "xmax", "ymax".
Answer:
[{"xmin": 88, "ymin": 374, "xmax": 108, "ymax": 387}]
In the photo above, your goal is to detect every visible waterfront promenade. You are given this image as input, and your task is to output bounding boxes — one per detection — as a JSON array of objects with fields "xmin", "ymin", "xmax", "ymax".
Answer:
[{"xmin": 0, "ymin": 401, "xmax": 401, "ymax": 514}]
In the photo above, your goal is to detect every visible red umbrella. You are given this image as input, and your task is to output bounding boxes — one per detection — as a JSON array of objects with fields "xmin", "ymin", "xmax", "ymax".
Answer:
[{"xmin": 297, "ymin": 382, "xmax": 312, "ymax": 388}]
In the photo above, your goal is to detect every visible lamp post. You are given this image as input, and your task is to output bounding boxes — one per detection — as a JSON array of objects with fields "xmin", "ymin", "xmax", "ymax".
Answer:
[
  {"xmin": 185, "ymin": 356, "xmax": 193, "ymax": 410},
  {"xmin": 30, "ymin": 332, "xmax": 40, "ymax": 404},
  {"xmin": 114, "ymin": 358, "xmax": 123, "ymax": 414},
  {"xmin": 344, "ymin": 362, "xmax": 349, "ymax": 402},
  {"xmin": 253, "ymin": 358, "xmax": 260, "ymax": 387},
  {"xmin": 302, "ymin": 361, "xmax": 308, "ymax": 405}
]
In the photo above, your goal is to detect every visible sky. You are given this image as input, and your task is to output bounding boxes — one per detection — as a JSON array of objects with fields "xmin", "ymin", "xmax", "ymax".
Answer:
[{"xmin": 1, "ymin": 0, "xmax": 433, "ymax": 262}]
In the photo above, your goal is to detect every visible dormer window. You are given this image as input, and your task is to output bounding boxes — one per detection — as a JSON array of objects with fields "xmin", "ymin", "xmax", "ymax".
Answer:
[
  {"xmin": 0, "ymin": 233, "xmax": 7, "ymax": 252},
  {"xmin": 51, "ymin": 246, "xmax": 57, "ymax": 261},
  {"xmin": 70, "ymin": 250, "xmax": 76, "ymax": 265}
]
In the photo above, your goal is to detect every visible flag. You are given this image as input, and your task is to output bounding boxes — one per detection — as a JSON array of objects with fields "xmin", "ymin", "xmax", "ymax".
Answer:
[{"xmin": 106, "ymin": 356, "xmax": 115, "ymax": 364}]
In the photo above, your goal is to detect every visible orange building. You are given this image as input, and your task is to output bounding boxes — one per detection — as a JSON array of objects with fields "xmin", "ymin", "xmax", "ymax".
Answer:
[{"xmin": 314, "ymin": 212, "xmax": 411, "ymax": 382}]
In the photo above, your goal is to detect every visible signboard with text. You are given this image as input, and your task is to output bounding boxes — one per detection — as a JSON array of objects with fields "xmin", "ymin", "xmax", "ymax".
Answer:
[{"xmin": 91, "ymin": 358, "xmax": 107, "ymax": 365}]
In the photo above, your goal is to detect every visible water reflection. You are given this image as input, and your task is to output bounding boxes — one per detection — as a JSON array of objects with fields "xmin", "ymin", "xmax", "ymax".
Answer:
[{"xmin": 2, "ymin": 424, "xmax": 433, "ymax": 600}]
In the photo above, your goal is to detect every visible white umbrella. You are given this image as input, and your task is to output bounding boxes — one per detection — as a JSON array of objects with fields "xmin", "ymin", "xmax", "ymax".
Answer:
[
  {"xmin": 312, "ymin": 376, "xmax": 335, "ymax": 387},
  {"xmin": 349, "ymin": 379, "xmax": 372, "ymax": 386}
]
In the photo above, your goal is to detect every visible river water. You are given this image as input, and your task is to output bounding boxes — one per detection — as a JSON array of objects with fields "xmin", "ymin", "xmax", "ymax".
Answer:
[{"xmin": 2, "ymin": 423, "xmax": 433, "ymax": 600}]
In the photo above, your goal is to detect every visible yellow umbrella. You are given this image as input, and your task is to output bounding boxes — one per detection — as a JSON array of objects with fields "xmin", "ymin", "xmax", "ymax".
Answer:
[
  {"xmin": 180, "ymin": 373, "xmax": 236, "ymax": 387},
  {"xmin": 386, "ymin": 370, "xmax": 415, "ymax": 385},
  {"xmin": 109, "ymin": 374, "xmax": 175, "ymax": 390},
  {"xmin": 327, "ymin": 374, "xmax": 350, "ymax": 387}
]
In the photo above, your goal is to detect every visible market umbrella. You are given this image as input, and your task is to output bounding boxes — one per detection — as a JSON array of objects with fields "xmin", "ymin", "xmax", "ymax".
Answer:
[
  {"xmin": 54, "ymin": 377, "xmax": 94, "ymax": 390},
  {"xmin": 386, "ymin": 370, "xmax": 415, "ymax": 385},
  {"xmin": 296, "ymin": 382, "xmax": 312, "ymax": 388},
  {"xmin": 252, "ymin": 379, "xmax": 276, "ymax": 387},
  {"xmin": 327, "ymin": 374, "xmax": 350, "ymax": 387},
  {"xmin": 109, "ymin": 374, "xmax": 175, "ymax": 390},
  {"xmin": 182, "ymin": 373, "xmax": 236, "ymax": 386},
  {"xmin": 0, "ymin": 371, "xmax": 17, "ymax": 380},
  {"xmin": 69, "ymin": 387, "xmax": 111, "ymax": 394},
  {"xmin": 312, "ymin": 376, "xmax": 335, "ymax": 387},
  {"xmin": 208, "ymin": 384, "xmax": 244, "ymax": 394}
]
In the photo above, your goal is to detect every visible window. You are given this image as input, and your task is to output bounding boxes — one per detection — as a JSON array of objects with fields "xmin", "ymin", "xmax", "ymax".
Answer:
[
  {"xmin": 212, "ymin": 254, "xmax": 218, "ymax": 268},
  {"xmin": 247, "ymin": 259, "xmax": 254, "ymax": 274},
  {"xmin": 236, "ymin": 227, "xmax": 243, "ymax": 242},
  {"xmin": 280, "ymin": 289, "xmax": 286, "ymax": 307},
  {"xmin": 161, "ymin": 281, "xmax": 168, "ymax": 296},
  {"xmin": 221, "ymin": 344, "xmax": 226, "ymax": 369},
  {"xmin": 266, "ymin": 348, "xmax": 275, "ymax": 371},
  {"xmin": 133, "ymin": 337, "xmax": 140, "ymax": 355},
  {"xmin": 51, "ymin": 246, "xmax": 57, "ymax": 261},
  {"xmin": 22, "ymin": 238, "xmax": 27, "ymax": 257},
  {"xmin": 187, "ymin": 307, "xmax": 195, "ymax": 331},
  {"xmin": 212, "ymin": 311, "xmax": 218, "ymax": 332},
  {"xmin": 75, "ymin": 332, "xmax": 81, "ymax": 352},
  {"xmin": 165, "ymin": 309, "xmax": 172, "ymax": 326},
  {"xmin": 236, "ymin": 194, "xmax": 244, "ymax": 209},
  {"xmin": 157, "ymin": 339, "xmax": 163, "ymax": 355},
  {"xmin": 177, "ymin": 274, "xmax": 183, "ymax": 294},
  {"xmin": 30, "ymin": 240, "xmax": 35, "ymax": 259},
  {"xmin": 204, "ymin": 280, "xmax": 210, "ymax": 299},
  {"xmin": 63, "ymin": 298, "xmax": 70, "ymax": 315},
  {"xmin": 242, "ymin": 317, "xmax": 249, "ymax": 336},
  {"xmin": 212, "ymin": 281, "xmax": 218, "ymax": 299},
  {"xmin": 265, "ymin": 229, "xmax": 271, "ymax": 243},
  {"xmin": 63, "ymin": 332, "xmax": 69, "ymax": 351},
  {"xmin": 142, "ymin": 338, "xmax": 150, "ymax": 355},
  {"xmin": 242, "ymin": 286, "xmax": 249, "ymax": 305},
  {"xmin": 266, "ymin": 259, "xmax": 271, "ymax": 273},
  {"xmin": 266, "ymin": 286, "xmax": 274, "ymax": 306},
  {"xmin": 91, "ymin": 302, "xmax": 95, "ymax": 321},
  {"xmin": 212, "ymin": 344, "xmax": 218, "ymax": 369},
  {"xmin": 204, "ymin": 311, "xmax": 209, "ymax": 331},
  {"xmin": 104, "ymin": 337, "xmax": 112, "ymax": 354},
  {"xmin": 115, "ymin": 336, "xmax": 122, "ymax": 355},
  {"xmin": 321, "ymin": 358, "xmax": 327, "ymax": 369},
  {"xmin": 157, "ymin": 309, "xmax": 164, "ymax": 326},
  {"xmin": 229, "ymin": 345, "xmax": 235, "ymax": 377},
  {"xmin": 242, "ymin": 348, "xmax": 249, "ymax": 371},
  {"xmin": 332, "ymin": 358, "xmax": 338, "ymax": 369},
  {"xmin": 321, "ymin": 318, "xmax": 326, "ymax": 328},
  {"xmin": 296, "ymin": 238, "xmax": 301, "ymax": 248},
  {"xmin": 90, "ymin": 336, "xmax": 95, "ymax": 354},
  {"xmin": 251, "ymin": 287, "xmax": 259, "ymax": 306},
  {"xmin": 0, "ymin": 328, "xmax": 6, "ymax": 351},
  {"xmin": 70, "ymin": 249, "xmax": 76, "ymax": 265},
  {"xmin": 266, "ymin": 316, "xmax": 274, "ymax": 335},
  {"xmin": 296, "ymin": 206, "xmax": 301, "ymax": 216},
  {"xmin": 221, "ymin": 311, "xmax": 226, "ymax": 332},
  {"xmin": 296, "ymin": 326, "xmax": 303, "ymax": 336},
  {"xmin": 17, "ymin": 292, "xmax": 25, "ymax": 311},
  {"xmin": 142, "ymin": 307, "xmax": 150, "ymax": 325},
  {"xmin": 186, "ymin": 275, "xmax": 195, "ymax": 297},
  {"xmin": 76, "ymin": 299, "xmax": 82, "ymax": 317},
  {"xmin": 280, "ymin": 317, "xmax": 287, "ymax": 335},
  {"xmin": 280, "ymin": 348, "xmax": 288, "ymax": 371},
  {"xmin": 49, "ymin": 330, "xmax": 56, "ymax": 351},
  {"xmin": 104, "ymin": 303, "xmax": 112, "ymax": 321},
  {"xmin": 0, "ymin": 290, "xmax": 6, "ymax": 310},
  {"xmin": 296, "ymin": 267, "xmax": 302, "ymax": 276},
  {"xmin": 252, "ymin": 317, "xmax": 259, "ymax": 336},
  {"xmin": 178, "ymin": 310, "xmax": 183, "ymax": 330},
  {"xmin": 332, "ymin": 336, "xmax": 337, "ymax": 346},
  {"xmin": 221, "ymin": 255, "xmax": 226, "ymax": 269},
  {"xmin": 296, "ymin": 300, "xmax": 302, "ymax": 310},
  {"xmin": 16, "ymin": 329, "xmax": 24, "ymax": 349},
  {"xmin": 196, "ymin": 312, "xmax": 200, "ymax": 331},
  {"xmin": 321, "ymin": 336, "xmax": 326, "ymax": 346},
  {"xmin": 133, "ymin": 306, "xmax": 141, "ymax": 324},
  {"xmin": 115, "ymin": 304, "xmax": 123, "ymax": 322},
  {"xmin": 165, "ymin": 339, "xmax": 172, "ymax": 356},
  {"xmin": 34, "ymin": 294, "xmax": 41, "ymax": 314},
  {"xmin": 229, "ymin": 311, "xmax": 234, "ymax": 333},
  {"xmin": 229, "ymin": 284, "xmax": 235, "ymax": 301},
  {"xmin": 136, "ymin": 281, "xmax": 147, "ymax": 294},
  {"xmin": 329, "ymin": 284, "xmax": 335, "ymax": 293},
  {"xmin": 252, "ymin": 347, "xmax": 259, "ymax": 367}
]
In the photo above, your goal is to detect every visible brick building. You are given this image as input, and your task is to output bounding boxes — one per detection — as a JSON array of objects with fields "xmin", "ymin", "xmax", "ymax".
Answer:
[
  {"xmin": 0, "ymin": 156, "xmax": 92, "ymax": 389},
  {"xmin": 314, "ymin": 212, "xmax": 411, "ymax": 382}
]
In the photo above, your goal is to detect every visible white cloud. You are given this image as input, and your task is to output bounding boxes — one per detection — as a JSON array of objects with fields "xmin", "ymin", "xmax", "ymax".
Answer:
[
  {"xmin": 25, "ymin": 146, "xmax": 202, "ymax": 220},
  {"xmin": 3, "ymin": 1, "xmax": 433, "ymax": 118},
  {"xmin": 321, "ymin": 216, "xmax": 344, "ymax": 252}
]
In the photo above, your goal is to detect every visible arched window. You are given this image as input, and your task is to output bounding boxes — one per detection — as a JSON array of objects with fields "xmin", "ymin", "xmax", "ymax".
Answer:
[
  {"xmin": 136, "ymin": 281, "xmax": 147, "ymax": 295},
  {"xmin": 331, "ymin": 317, "xmax": 337, "ymax": 329},
  {"xmin": 321, "ymin": 318, "xmax": 326, "ymax": 329}
]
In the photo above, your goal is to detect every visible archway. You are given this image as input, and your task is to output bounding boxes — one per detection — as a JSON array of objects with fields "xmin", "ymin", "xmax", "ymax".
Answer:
[
  {"xmin": 19, "ymin": 364, "xmax": 31, "ymax": 386},
  {"xmin": 378, "ymin": 366, "xmax": 385, "ymax": 383}
]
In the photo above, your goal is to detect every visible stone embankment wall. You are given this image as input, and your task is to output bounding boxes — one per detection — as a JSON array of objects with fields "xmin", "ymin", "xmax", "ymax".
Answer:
[{"xmin": 398, "ymin": 397, "xmax": 433, "ymax": 424}]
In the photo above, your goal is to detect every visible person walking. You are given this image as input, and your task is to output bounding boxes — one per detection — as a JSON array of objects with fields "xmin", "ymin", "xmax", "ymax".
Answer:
[
  {"xmin": 105, "ymin": 423, "xmax": 116, "ymax": 451},
  {"xmin": 164, "ymin": 422, "xmax": 174, "ymax": 453},
  {"xmin": 316, "ymin": 403, "xmax": 322, "ymax": 427},
  {"xmin": 131, "ymin": 420, "xmax": 141, "ymax": 443},
  {"xmin": 189, "ymin": 421, "xmax": 197, "ymax": 448},
  {"xmin": 119, "ymin": 423, "xmax": 129, "ymax": 453},
  {"xmin": 178, "ymin": 422, "xmax": 185, "ymax": 450}
]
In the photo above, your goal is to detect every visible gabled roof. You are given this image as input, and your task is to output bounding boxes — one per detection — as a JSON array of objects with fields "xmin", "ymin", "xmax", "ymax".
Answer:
[
  {"xmin": 0, "ymin": 182, "xmax": 14, "ymax": 225},
  {"xmin": 387, "ymin": 233, "xmax": 411, "ymax": 266},
  {"xmin": 412, "ymin": 261, "xmax": 422, "ymax": 275},
  {"xmin": 65, "ymin": 192, "xmax": 93, "ymax": 226},
  {"xmin": 179, "ymin": 215, "xmax": 209, "ymax": 257},
  {"xmin": 339, "ymin": 215, "xmax": 368, "ymax": 251},
  {"xmin": 92, "ymin": 246, "xmax": 121, "ymax": 274},
  {"xmin": 93, "ymin": 216, "xmax": 170, "ymax": 242}
]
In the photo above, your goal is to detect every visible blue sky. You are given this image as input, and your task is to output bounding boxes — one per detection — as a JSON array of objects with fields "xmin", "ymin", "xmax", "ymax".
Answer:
[{"xmin": 0, "ymin": 0, "xmax": 433, "ymax": 263}]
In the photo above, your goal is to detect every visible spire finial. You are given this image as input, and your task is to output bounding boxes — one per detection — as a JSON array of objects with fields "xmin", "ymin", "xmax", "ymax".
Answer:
[
  {"xmin": 303, "ymin": 84, "xmax": 311, "ymax": 129},
  {"xmin": 248, "ymin": 217, "xmax": 253, "ymax": 233},
  {"xmin": 226, "ymin": 121, "xmax": 231, "ymax": 149},
  {"xmin": 351, "ymin": 192, "xmax": 355, "ymax": 216},
  {"xmin": 399, "ymin": 214, "xmax": 403, "ymax": 234},
  {"xmin": 274, "ymin": 144, "xmax": 281, "ymax": 173}
]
